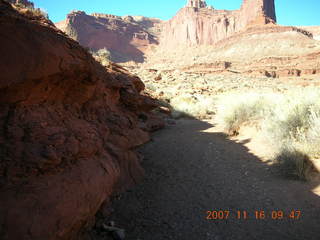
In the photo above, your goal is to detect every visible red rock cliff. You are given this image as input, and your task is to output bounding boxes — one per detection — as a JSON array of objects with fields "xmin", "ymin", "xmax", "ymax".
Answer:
[
  {"xmin": 56, "ymin": 11, "xmax": 162, "ymax": 63},
  {"xmin": 161, "ymin": 0, "xmax": 277, "ymax": 47},
  {"xmin": 0, "ymin": 1, "xmax": 163, "ymax": 239}
]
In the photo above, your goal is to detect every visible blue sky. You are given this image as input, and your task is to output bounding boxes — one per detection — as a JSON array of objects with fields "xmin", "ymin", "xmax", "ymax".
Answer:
[{"xmin": 33, "ymin": 0, "xmax": 320, "ymax": 26}]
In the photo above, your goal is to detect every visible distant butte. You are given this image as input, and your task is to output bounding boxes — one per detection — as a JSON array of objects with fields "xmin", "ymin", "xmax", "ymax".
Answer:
[
  {"xmin": 56, "ymin": 0, "xmax": 280, "ymax": 61},
  {"xmin": 161, "ymin": 0, "xmax": 277, "ymax": 47}
]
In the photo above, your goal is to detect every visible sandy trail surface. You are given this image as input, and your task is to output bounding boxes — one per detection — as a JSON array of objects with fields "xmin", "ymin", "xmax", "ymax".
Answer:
[{"xmin": 109, "ymin": 119, "xmax": 320, "ymax": 240}]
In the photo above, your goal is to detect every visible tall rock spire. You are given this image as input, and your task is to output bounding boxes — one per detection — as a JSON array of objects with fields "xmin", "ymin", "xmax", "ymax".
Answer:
[
  {"xmin": 241, "ymin": 0, "xmax": 276, "ymax": 24},
  {"xmin": 186, "ymin": 0, "xmax": 207, "ymax": 8}
]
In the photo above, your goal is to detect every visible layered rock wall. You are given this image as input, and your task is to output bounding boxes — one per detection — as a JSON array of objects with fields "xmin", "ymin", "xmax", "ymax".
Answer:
[
  {"xmin": 56, "ymin": 11, "xmax": 161, "ymax": 63},
  {"xmin": 160, "ymin": 0, "xmax": 277, "ymax": 47}
]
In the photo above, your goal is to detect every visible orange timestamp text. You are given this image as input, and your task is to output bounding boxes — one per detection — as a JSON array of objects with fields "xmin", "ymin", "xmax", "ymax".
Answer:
[{"xmin": 206, "ymin": 210, "xmax": 301, "ymax": 220}]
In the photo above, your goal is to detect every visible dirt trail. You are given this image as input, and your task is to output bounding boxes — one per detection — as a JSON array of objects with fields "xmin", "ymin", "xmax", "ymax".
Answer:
[{"xmin": 109, "ymin": 120, "xmax": 320, "ymax": 240}]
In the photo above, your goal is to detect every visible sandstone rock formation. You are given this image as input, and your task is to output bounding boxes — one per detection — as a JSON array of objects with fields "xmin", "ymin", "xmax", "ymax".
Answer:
[
  {"xmin": 160, "ymin": 0, "xmax": 277, "ymax": 47},
  {"xmin": 55, "ymin": 11, "xmax": 161, "ymax": 63},
  {"xmin": 0, "ymin": 1, "xmax": 163, "ymax": 239},
  {"xmin": 141, "ymin": 0, "xmax": 320, "ymax": 79},
  {"xmin": 300, "ymin": 26, "xmax": 320, "ymax": 40},
  {"xmin": 186, "ymin": 0, "xmax": 207, "ymax": 8},
  {"xmin": 144, "ymin": 21, "xmax": 320, "ymax": 78},
  {"xmin": 55, "ymin": 0, "xmax": 319, "ymax": 79}
]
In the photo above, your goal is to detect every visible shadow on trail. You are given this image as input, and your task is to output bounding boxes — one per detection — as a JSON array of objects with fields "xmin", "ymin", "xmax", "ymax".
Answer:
[{"xmin": 107, "ymin": 119, "xmax": 320, "ymax": 240}]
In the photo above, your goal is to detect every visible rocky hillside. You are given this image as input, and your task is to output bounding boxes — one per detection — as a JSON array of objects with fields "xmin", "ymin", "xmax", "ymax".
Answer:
[
  {"xmin": 0, "ymin": 1, "xmax": 163, "ymax": 239},
  {"xmin": 55, "ymin": 11, "xmax": 162, "ymax": 63}
]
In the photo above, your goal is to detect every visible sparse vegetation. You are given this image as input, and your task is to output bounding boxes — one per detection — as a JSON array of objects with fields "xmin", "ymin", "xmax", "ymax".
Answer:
[
  {"xmin": 65, "ymin": 25, "xmax": 79, "ymax": 41},
  {"xmin": 28, "ymin": 8, "xmax": 49, "ymax": 18},
  {"xmin": 170, "ymin": 94, "xmax": 215, "ymax": 119},
  {"xmin": 216, "ymin": 93, "xmax": 274, "ymax": 134},
  {"xmin": 274, "ymin": 147, "xmax": 313, "ymax": 180},
  {"xmin": 91, "ymin": 48, "xmax": 112, "ymax": 66},
  {"xmin": 91, "ymin": 47, "xmax": 136, "ymax": 64},
  {"xmin": 131, "ymin": 63, "xmax": 320, "ymax": 180},
  {"xmin": 216, "ymin": 88, "xmax": 320, "ymax": 180},
  {"xmin": 10, "ymin": 1, "xmax": 49, "ymax": 19},
  {"xmin": 134, "ymin": 67, "xmax": 304, "ymax": 119}
]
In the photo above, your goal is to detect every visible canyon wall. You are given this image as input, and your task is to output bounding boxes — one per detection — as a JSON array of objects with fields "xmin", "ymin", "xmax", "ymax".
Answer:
[
  {"xmin": 0, "ymin": 1, "xmax": 163, "ymax": 239},
  {"xmin": 56, "ymin": 11, "xmax": 161, "ymax": 63},
  {"xmin": 56, "ymin": 0, "xmax": 280, "ymax": 62},
  {"xmin": 160, "ymin": 0, "xmax": 277, "ymax": 47}
]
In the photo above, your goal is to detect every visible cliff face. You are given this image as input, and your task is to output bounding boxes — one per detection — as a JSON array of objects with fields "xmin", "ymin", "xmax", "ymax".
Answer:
[
  {"xmin": 56, "ymin": 11, "xmax": 162, "ymax": 63},
  {"xmin": 160, "ymin": 0, "xmax": 277, "ymax": 48},
  {"xmin": 0, "ymin": 1, "xmax": 163, "ymax": 239},
  {"xmin": 240, "ymin": 0, "xmax": 276, "ymax": 26}
]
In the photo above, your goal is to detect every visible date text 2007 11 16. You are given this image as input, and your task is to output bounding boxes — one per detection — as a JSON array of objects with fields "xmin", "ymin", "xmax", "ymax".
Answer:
[{"xmin": 206, "ymin": 210, "xmax": 301, "ymax": 220}]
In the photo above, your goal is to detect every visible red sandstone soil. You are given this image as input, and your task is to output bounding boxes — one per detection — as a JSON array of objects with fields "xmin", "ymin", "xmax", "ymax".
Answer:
[{"xmin": 107, "ymin": 119, "xmax": 320, "ymax": 240}]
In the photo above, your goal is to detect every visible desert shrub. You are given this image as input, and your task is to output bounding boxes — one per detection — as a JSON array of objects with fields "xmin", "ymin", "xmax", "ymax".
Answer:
[
  {"xmin": 170, "ymin": 94, "xmax": 215, "ymax": 119},
  {"xmin": 216, "ymin": 88, "xmax": 320, "ymax": 179},
  {"xmin": 305, "ymin": 111, "xmax": 320, "ymax": 158},
  {"xmin": 262, "ymin": 90, "xmax": 320, "ymax": 149},
  {"xmin": 216, "ymin": 93, "xmax": 273, "ymax": 135},
  {"xmin": 91, "ymin": 48, "xmax": 111, "ymax": 66},
  {"xmin": 30, "ymin": 8, "xmax": 48, "ymax": 18},
  {"xmin": 145, "ymin": 83, "xmax": 157, "ymax": 92},
  {"xmin": 274, "ymin": 147, "xmax": 313, "ymax": 180},
  {"xmin": 12, "ymin": 1, "xmax": 49, "ymax": 19}
]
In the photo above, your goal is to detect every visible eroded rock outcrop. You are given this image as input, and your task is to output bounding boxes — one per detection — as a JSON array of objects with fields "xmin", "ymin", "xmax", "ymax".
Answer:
[
  {"xmin": 0, "ymin": 1, "xmax": 163, "ymax": 239},
  {"xmin": 160, "ymin": 0, "xmax": 277, "ymax": 47},
  {"xmin": 5, "ymin": 0, "xmax": 33, "ymax": 8},
  {"xmin": 55, "ymin": 11, "xmax": 162, "ymax": 63},
  {"xmin": 299, "ymin": 26, "xmax": 320, "ymax": 40}
]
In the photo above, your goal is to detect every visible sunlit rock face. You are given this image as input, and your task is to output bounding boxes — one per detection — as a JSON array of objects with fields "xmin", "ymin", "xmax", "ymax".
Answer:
[
  {"xmin": 160, "ymin": 0, "xmax": 277, "ymax": 48},
  {"xmin": 55, "ymin": 11, "xmax": 162, "ymax": 63}
]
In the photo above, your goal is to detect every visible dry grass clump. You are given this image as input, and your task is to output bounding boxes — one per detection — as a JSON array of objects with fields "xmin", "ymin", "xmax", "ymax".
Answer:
[
  {"xmin": 12, "ymin": 3, "xmax": 49, "ymax": 19},
  {"xmin": 216, "ymin": 88, "xmax": 320, "ymax": 180},
  {"xmin": 170, "ymin": 94, "xmax": 215, "ymax": 119},
  {"xmin": 274, "ymin": 147, "xmax": 313, "ymax": 180},
  {"xmin": 216, "ymin": 93, "xmax": 274, "ymax": 135},
  {"xmin": 91, "ymin": 48, "xmax": 111, "ymax": 66}
]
